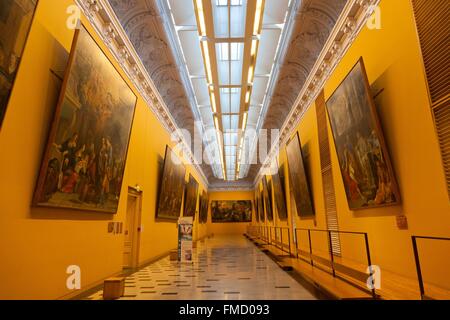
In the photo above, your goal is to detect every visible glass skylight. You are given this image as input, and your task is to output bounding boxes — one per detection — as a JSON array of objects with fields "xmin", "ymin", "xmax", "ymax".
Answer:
[
  {"xmin": 164, "ymin": 0, "xmax": 291, "ymax": 181},
  {"xmin": 220, "ymin": 87, "xmax": 241, "ymax": 113},
  {"xmin": 216, "ymin": 0, "xmax": 243, "ymax": 6},
  {"xmin": 218, "ymin": 43, "xmax": 241, "ymax": 61}
]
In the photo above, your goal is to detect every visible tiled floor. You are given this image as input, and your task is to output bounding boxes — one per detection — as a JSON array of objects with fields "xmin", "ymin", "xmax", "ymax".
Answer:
[{"xmin": 84, "ymin": 235, "xmax": 316, "ymax": 300}]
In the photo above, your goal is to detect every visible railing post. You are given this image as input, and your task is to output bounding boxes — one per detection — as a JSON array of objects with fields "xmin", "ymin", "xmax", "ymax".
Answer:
[
  {"xmin": 288, "ymin": 228, "xmax": 292, "ymax": 257},
  {"xmin": 328, "ymin": 231, "xmax": 336, "ymax": 277},
  {"xmin": 277, "ymin": 228, "xmax": 280, "ymax": 250},
  {"xmin": 295, "ymin": 229, "xmax": 299, "ymax": 259},
  {"xmin": 280, "ymin": 229, "xmax": 283, "ymax": 253},
  {"xmin": 412, "ymin": 236, "xmax": 425, "ymax": 300},
  {"xmin": 364, "ymin": 233, "xmax": 377, "ymax": 299},
  {"xmin": 265, "ymin": 226, "xmax": 267, "ymax": 243},
  {"xmin": 308, "ymin": 229, "xmax": 314, "ymax": 267}
]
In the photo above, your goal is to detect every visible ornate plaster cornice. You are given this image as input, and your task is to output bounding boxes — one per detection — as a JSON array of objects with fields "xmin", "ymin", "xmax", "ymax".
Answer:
[
  {"xmin": 254, "ymin": 0, "xmax": 381, "ymax": 186},
  {"xmin": 74, "ymin": 0, "xmax": 209, "ymax": 188},
  {"xmin": 208, "ymin": 185, "xmax": 255, "ymax": 192}
]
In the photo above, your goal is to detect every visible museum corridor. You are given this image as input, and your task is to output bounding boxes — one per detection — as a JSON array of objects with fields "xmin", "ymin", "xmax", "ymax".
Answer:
[
  {"xmin": 81, "ymin": 236, "xmax": 316, "ymax": 300},
  {"xmin": 0, "ymin": 0, "xmax": 448, "ymax": 304}
]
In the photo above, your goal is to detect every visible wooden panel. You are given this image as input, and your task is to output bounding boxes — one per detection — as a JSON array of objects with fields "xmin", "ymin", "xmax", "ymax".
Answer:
[
  {"xmin": 433, "ymin": 101, "xmax": 450, "ymax": 197},
  {"xmin": 412, "ymin": 0, "xmax": 450, "ymax": 197},
  {"xmin": 316, "ymin": 91, "xmax": 342, "ymax": 255},
  {"xmin": 412, "ymin": 0, "xmax": 449, "ymax": 104}
]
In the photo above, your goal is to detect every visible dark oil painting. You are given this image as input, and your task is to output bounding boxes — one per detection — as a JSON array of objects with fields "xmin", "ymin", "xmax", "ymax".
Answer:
[
  {"xmin": 271, "ymin": 164, "xmax": 288, "ymax": 220},
  {"xmin": 0, "ymin": 0, "xmax": 38, "ymax": 129},
  {"xmin": 262, "ymin": 176, "xmax": 274, "ymax": 221},
  {"xmin": 211, "ymin": 200, "xmax": 252, "ymax": 223},
  {"xmin": 33, "ymin": 25, "xmax": 137, "ymax": 213},
  {"xmin": 326, "ymin": 58, "xmax": 400, "ymax": 210},
  {"xmin": 184, "ymin": 174, "xmax": 199, "ymax": 218},
  {"xmin": 286, "ymin": 132, "xmax": 315, "ymax": 217},
  {"xmin": 199, "ymin": 191, "xmax": 209, "ymax": 224},
  {"xmin": 258, "ymin": 187, "xmax": 265, "ymax": 222},
  {"xmin": 157, "ymin": 146, "xmax": 186, "ymax": 220},
  {"xmin": 254, "ymin": 190, "xmax": 260, "ymax": 223}
]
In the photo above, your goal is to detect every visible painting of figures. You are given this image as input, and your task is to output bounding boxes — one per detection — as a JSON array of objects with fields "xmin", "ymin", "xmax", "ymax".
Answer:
[
  {"xmin": 258, "ymin": 187, "xmax": 265, "ymax": 222},
  {"xmin": 199, "ymin": 191, "xmax": 209, "ymax": 224},
  {"xmin": 157, "ymin": 146, "xmax": 186, "ymax": 220},
  {"xmin": 286, "ymin": 132, "xmax": 315, "ymax": 217},
  {"xmin": 326, "ymin": 58, "xmax": 401, "ymax": 210},
  {"xmin": 263, "ymin": 176, "xmax": 274, "ymax": 221},
  {"xmin": 211, "ymin": 201, "xmax": 252, "ymax": 223},
  {"xmin": 184, "ymin": 174, "xmax": 199, "ymax": 218},
  {"xmin": 0, "ymin": 0, "xmax": 38, "ymax": 129},
  {"xmin": 33, "ymin": 25, "xmax": 137, "ymax": 213},
  {"xmin": 271, "ymin": 164, "xmax": 288, "ymax": 220}
]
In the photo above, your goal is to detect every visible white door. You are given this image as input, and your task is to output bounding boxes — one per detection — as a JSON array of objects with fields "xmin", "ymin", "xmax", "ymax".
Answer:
[{"xmin": 123, "ymin": 196, "xmax": 136, "ymax": 268}]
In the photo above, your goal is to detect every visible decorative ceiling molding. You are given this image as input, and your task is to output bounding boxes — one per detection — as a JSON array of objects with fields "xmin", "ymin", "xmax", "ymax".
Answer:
[
  {"xmin": 242, "ymin": 0, "xmax": 348, "ymax": 179},
  {"xmin": 208, "ymin": 182, "xmax": 255, "ymax": 192},
  {"xmin": 254, "ymin": 0, "xmax": 381, "ymax": 185},
  {"xmin": 74, "ymin": 0, "xmax": 210, "ymax": 188}
]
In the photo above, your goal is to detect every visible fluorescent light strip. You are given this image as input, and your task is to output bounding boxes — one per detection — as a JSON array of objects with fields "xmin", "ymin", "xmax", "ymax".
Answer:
[
  {"xmin": 253, "ymin": 0, "xmax": 263, "ymax": 35},
  {"xmin": 196, "ymin": 0, "xmax": 207, "ymax": 36},
  {"xmin": 242, "ymin": 112, "xmax": 248, "ymax": 131},
  {"xmin": 216, "ymin": 130, "xmax": 226, "ymax": 179},
  {"xmin": 245, "ymin": 90, "xmax": 251, "ymax": 104},
  {"xmin": 248, "ymin": 65, "xmax": 254, "ymax": 84},
  {"xmin": 251, "ymin": 39, "xmax": 258, "ymax": 57},
  {"xmin": 201, "ymin": 41, "xmax": 213, "ymax": 84},
  {"xmin": 214, "ymin": 115, "xmax": 219, "ymax": 129},
  {"xmin": 211, "ymin": 91, "xmax": 217, "ymax": 113}
]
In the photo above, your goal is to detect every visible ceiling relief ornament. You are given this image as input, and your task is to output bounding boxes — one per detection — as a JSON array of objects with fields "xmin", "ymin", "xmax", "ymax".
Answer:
[
  {"xmin": 261, "ymin": 0, "xmax": 347, "ymax": 144},
  {"xmin": 255, "ymin": 0, "xmax": 381, "ymax": 186},
  {"xmin": 108, "ymin": 0, "xmax": 197, "ymax": 137}
]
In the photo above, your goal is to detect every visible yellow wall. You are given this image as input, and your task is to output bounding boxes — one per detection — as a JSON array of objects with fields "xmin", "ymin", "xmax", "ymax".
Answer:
[
  {"xmin": 267, "ymin": 0, "xmax": 450, "ymax": 288},
  {"xmin": 207, "ymin": 191, "xmax": 254, "ymax": 235},
  {"xmin": 0, "ymin": 0, "xmax": 448, "ymax": 300},
  {"xmin": 0, "ymin": 0, "xmax": 210, "ymax": 299}
]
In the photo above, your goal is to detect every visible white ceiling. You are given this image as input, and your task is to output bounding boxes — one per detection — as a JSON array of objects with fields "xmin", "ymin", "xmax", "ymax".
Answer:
[{"xmin": 165, "ymin": 0, "xmax": 292, "ymax": 181}]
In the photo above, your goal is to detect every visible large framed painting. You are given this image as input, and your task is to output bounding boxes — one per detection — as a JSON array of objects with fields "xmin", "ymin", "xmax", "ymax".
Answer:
[
  {"xmin": 326, "ymin": 58, "xmax": 401, "ymax": 210},
  {"xmin": 286, "ymin": 132, "xmax": 315, "ymax": 217},
  {"xmin": 156, "ymin": 146, "xmax": 186, "ymax": 220},
  {"xmin": 258, "ymin": 187, "xmax": 265, "ymax": 222},
  {"xmin": 0, "ymin": 0, "xmax": 38, "ymax": 129},
  {"xmin": 199, "ymin": 191, "xmax": 209, "ymax": 224},
  {"xmin": 262, "ymin": 176, "xmax": 274, "ymax": 221},
  {"xmin": 271, "ymin": 163, "xmax": 288, "ymax": 220},
  {"xmin": 32, "ymin": 25, "xmax": 137, "ymax": 213},
  {"xmin": 184, "ymin": 174, "xmax": 199, "ymax": 218},
  {"xmin": 211, "ymin": 200, "xmax": 252, "ymax": 223},
  {"xmin": 254, "ymin": 190, "xmax": 260, "ymax": 223}
]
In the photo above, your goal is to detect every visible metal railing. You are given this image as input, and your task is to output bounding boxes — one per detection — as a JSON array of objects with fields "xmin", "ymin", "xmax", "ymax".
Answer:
[
  {"xmin": 248, "ymin": 226, "xmax": 450, "ymax": 300},
  {"xmin": 270, "ymin": 227, "xmax": 291, "ymax": 255},
  {"xmin": 412, "ymin": 235, "xmax": 450, "ymax": 300},
  {"xmin": 246, "ymin": 225, "xmax": 292, "ymax": 256},
  {"xmin": 295, "ymin": 228, "xmax": 376, "ymax": 299}
]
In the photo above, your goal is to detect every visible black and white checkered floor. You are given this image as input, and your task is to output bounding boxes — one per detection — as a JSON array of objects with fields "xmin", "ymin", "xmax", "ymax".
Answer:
[{"xmin": 84, "ymin": 235, "xmax": 316, "ymax": 300}]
